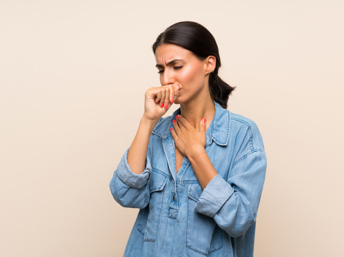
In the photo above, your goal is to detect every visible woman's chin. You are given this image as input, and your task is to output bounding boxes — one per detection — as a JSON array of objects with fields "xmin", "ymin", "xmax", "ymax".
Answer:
[
  {"xmin": 174, "ymin": 94, "xmax": 184, "ymax": 104},
  {"xmin": 174, "ymin": 98, "xmax": 182, "ymax": 105}
]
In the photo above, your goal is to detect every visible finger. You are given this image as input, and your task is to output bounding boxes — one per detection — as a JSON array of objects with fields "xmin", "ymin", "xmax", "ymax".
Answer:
[
  {"xmin": 176, "ymin": 115, "xmax": 191, "ymax": 131},
  {"xmin": 173, "ymin": 118, "xmax": 181, "ymax": 135},
  {"xmin": 164, "ymin": 87, "xmax": 170, "ymax": 109},
  {"xmin": 168, "ymin": 84, "xmax": 175, "ymax": 104},
  {"xmin": 155, "ymin": 89, "xmax": 162, "ymax": 105},
  {"xmin": 175, "ymin": 114, "xmax": 183, "ymax": 132},
  {"xmin": 176, "ymin": 118, "xmax": 186, "ymax": 134},
  {"xmin": 200, "ymin": 117, "xmax": 206, "ymax": 132},
  {"xmin": 160, "ymin": 88, "xmax": 166, "ymax": 108},
  {"xmin": 170, "ymin": 126, "xmax": 178, "ymax": 140}
]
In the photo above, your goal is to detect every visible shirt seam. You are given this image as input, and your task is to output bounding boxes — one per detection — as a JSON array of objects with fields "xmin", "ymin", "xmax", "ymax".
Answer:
[{"xmin": 232, "ymin": 149, "xmax": 265, "ymax": 168}]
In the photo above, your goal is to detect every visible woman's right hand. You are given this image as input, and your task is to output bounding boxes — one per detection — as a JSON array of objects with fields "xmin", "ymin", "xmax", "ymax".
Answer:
[{"xmin": 143, "ymin": 82, "xmax": 181, "ymax": 122}]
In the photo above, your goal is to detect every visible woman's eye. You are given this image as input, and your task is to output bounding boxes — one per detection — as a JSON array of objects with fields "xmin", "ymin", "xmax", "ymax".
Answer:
[{"xmin": 157, "ymin": 66, "xmax": 182, "ymax": 74}]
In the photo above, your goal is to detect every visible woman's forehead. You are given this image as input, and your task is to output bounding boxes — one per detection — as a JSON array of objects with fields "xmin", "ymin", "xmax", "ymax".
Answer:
[{"xmin": 155, "ymin": 44, "xmax": 192, "ymax": 64}]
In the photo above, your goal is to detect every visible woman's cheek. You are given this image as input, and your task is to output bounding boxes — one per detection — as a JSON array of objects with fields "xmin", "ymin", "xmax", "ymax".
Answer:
[{"xmin": 180, "ymin": 68, "xmax": 194, "ymax": 83}]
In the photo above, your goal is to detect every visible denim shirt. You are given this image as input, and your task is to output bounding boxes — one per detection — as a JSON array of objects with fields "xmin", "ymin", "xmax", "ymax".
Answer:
[{"xmin": 109, "ymin": 100, "xmax": 267, "ymax": 257}]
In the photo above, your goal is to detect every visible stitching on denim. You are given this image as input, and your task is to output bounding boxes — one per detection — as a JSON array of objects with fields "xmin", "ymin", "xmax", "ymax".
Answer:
[
  {"xmin": 151, "ymin": 116, "xmax": 169, "ymax": 138},
  {"xmin": 149, "ymin": 172, "xmax": 169, "ymax": 192},
  {"xmin": 152, "ymin": 167, "xmax": 171, "ymax": 180},
  {"xmin": 186, "ymin": 195, "xmax": 211, "ymax": 256},
  {"xmin": 232, "ymin": 149, "xmax": 264, "ymax": 168},
  {"xmin": 185, "ymin": 240, "xmax": 223, "ymax": 255},
  {"xmin": 137, "ymin": 224, "xmax": 144, "ymax": 235},
  {"xmin": 188, "ymin": 195, "xmax": 199, "ymax": 202},
  {"xmin": 185, "ymin": 244, "xmax": 209, "ymax": 256},
  {"xmin": 231, "ymin": 116, "xmax": 251, "ymax": 127},
  {"xmin": 144, "ymin": 180, "xmax": 167, "ymax": 242},
  {"xmin": 181, "ymin": 179, "xmax": 199, "ymax": 184},
  {"xmin": 231, "ymin": 116, "xmax": 266, "ymax": 153},
  {"xmin": 212, "ymin": 111, "xmax": 230, "ymax": 146},
  {"xmin": 187, "ymin": 184, "xmax": 202, "ymax": 202},
  {"xmin": 231, "ymin": 117, "xmax": 256, "ymax": 152}
]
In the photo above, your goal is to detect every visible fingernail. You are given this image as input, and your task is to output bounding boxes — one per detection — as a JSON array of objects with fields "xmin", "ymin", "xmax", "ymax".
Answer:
[
  {"xmin": 202, "ymin": 118, "xmax": 206, "ymax": 123},
  {"xmin": 173, "ymin": 119, "xmax": 176, "ymax": 123},
  {"xmin": 170, "ymin": 128, "xmax": 173, "ymax": 131},
  {"xmin": 176, "ymin": 114, "xmax": 180, "ymax": 119},
  {"xmin": 170, "ymin": 98, "xmax": 174, "ymax": 103},
  {"xmin": 165, "ymin": 103, "xmax": 168, "ymax": 109},
  {"xmin": 160, "ymin": 103, "xmax": 164, "ymax": 108}
]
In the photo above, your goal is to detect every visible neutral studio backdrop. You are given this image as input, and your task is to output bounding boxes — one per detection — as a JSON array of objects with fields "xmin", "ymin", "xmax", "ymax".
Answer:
[{"xmin": 1, "ymin": 0, "xmax": 343, "ymax": 256}]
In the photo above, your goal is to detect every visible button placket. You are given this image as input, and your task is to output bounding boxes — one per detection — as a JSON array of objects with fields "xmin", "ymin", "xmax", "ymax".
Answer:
[{"xmin": 168, "ymin": 185, "xmax": 178, "ymax": 219}]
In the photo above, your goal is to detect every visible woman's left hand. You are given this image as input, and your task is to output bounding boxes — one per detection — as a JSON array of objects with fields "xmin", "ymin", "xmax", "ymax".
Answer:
[{"xmin": 170, "ymin": 115, "xmax": 207, "ymax": 158}]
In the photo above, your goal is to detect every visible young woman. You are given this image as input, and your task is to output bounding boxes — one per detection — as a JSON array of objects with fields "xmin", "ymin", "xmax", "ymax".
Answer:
[{"xmin": 109, "ymin": 21, "xmax": 267, "ymax": 257}]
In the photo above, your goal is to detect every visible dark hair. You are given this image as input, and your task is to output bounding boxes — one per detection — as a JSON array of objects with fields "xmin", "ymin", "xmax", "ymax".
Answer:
[{"xmin": 152, "ymin": 21, "xmax": 236, "ymax": 109}]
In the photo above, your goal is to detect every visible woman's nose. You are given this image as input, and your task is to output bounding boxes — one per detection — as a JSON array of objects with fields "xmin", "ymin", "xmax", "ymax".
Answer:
[{"xmin": 162, "ymin": 70, "xmax": 175, "ymax": 86}]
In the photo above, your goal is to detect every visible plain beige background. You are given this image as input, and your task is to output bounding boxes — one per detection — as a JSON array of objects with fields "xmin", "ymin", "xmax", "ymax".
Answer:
[{"xmin": 1, "ymin": 0, "xmax": 343, "ymax": 256}]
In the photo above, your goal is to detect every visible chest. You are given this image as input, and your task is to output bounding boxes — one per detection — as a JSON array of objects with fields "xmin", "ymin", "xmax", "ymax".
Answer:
[
  {"xmin": 175, "ymin": 145, "xmax": 184, "ymax": 174},
  {"xmin": 149, "ymin": 136, "xmax": 232, "ymax": 181}
]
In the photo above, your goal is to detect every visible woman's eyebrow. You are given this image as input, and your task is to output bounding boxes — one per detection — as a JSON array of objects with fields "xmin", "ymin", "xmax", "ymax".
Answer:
[{"xmin": 155, "ymin": 59, "xmax": 184, "ymax": 68}]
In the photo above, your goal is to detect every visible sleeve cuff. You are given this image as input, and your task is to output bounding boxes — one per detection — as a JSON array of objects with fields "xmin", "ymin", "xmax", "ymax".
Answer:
[
  {"xmin": 194, "ymin": 173, "xmax": 235, "ymax": 217},
  {"xmin": 116, "ymin": 147, "xmax": 152, "ymax": 189}
]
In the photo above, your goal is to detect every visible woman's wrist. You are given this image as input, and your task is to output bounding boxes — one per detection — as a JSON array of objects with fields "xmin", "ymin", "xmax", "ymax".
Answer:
[
  {"xmin": 187, "ymin": 146, "xmax": 207, "ymax": 163},
  {"xmin": 140, "ymin": 115, "xmax": 159, "ymax": 132}
]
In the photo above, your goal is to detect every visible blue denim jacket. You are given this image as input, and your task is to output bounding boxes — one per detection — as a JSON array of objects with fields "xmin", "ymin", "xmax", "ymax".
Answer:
[{"xmin": 109, "ymin": 100, "xmax": 267, "ymax": 257}]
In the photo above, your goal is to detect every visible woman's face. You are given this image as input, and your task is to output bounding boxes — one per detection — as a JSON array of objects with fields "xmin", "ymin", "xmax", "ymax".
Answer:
[{"xmin": 155, "ymin": 43, "xmax": 214, "ymax": 104}]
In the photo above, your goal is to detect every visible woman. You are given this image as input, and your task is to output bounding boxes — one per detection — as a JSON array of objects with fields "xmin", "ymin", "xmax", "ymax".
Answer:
[{"xmin": 109, "ymin": 21, "xmax": 267, "ymax": 257}]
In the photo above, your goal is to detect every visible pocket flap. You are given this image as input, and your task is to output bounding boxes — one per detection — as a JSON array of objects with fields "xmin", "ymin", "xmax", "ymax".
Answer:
[
  {"xmin": 149, "ymin": 172, "xmax": 168, "ymax": 193},
  {"xmin": 187, "ymin": 183, "xmax": 203, "ymax": 202}
]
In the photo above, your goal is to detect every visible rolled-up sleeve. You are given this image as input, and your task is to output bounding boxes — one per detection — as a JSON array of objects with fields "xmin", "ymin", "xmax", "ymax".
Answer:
[
  {"xmin": 194, "ymin": 150, "xmax": 267, "ymax": 238},
  {"xmin": 109, "ymin": 146, "xmax": 152, "ymax": 209}
]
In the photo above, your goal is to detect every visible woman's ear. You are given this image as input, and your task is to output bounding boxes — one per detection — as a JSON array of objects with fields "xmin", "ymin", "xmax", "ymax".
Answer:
[{"xmin": 204, "ymin": 55, "xmax": 216, "ymax": 75}]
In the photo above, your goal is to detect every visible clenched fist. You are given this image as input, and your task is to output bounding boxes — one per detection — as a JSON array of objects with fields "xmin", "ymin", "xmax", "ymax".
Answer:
[{"xmin": 143, "ymin": 82, "xmax": 182, "ymax": 122}]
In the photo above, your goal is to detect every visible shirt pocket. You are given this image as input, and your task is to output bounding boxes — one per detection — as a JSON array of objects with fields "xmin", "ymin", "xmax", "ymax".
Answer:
[
  {"xmin": 186, "ymin": 183, "xmax": 223, "ymax": 255},
  {"xmin": 143, "ymin": 170, "xmax": 169, "ymax": 242},
  {"xmin": 136, "ymin": 205, "xmax": 149, "ymax": 235}
]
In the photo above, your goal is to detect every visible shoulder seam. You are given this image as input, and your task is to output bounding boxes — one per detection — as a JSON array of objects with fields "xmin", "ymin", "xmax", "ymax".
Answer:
[
  {"xmin": 230, "ymin": 116, "xmax": 265, "ymax": 152},
  {"xmin": 231, "ymin": 117, "xmax": 255, "ymax": 152},
  {"xmin": 233, "ymin": 149, "xmax": 265, "ymax": 168},
  {"xmin": 231, "ymin": 117, "xmax": 252, "ymax": 128}
]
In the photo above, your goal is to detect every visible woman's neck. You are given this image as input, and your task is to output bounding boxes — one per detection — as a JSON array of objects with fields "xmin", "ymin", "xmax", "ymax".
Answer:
[{"xmin": 179, "ymin": 97, "xmax": 215, "ymax": 130}]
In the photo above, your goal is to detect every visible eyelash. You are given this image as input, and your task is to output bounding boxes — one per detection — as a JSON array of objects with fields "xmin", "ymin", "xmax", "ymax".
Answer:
[{"xmin": 157, "ymin": 66, "xmax": 182, "ymax": 74}]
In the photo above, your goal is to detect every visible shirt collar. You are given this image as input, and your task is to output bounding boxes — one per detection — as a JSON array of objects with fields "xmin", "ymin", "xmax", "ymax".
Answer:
[{"xmin": 152, "ymin": 100, "xmax": 230, "ymax": 147}]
